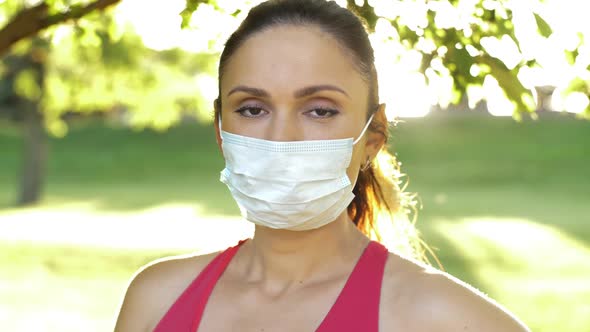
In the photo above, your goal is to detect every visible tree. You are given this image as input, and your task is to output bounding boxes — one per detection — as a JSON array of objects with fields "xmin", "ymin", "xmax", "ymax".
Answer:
[
  {"xmin": 0, "ymin": 1, "xmax": 119, "ymax": 205},
  {"xmin": 0, "ymin": 1, "xmax": 215, "ymax": 205},
  {"xmin": 180, "ymin": 0, "xmax": 590, "ymax": 119},
  {"xmin": 2, "ymin": 37, "xmax": 49, "ymax": 204},
  {"xmin": 0, "ymin": 0, "xmax": 121, "ymax": 56}
]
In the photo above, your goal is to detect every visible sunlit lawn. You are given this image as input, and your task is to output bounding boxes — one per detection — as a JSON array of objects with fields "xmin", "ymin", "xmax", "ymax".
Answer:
[{"xmin": 1, "ymin": 113, "xmax": 589, "ymax": 332}]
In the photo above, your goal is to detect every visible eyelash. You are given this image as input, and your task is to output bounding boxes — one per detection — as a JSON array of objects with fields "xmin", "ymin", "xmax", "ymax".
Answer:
[
  {"xmin": 234, "ymin": 106, "xmax": 267, "ymax": 118},
  {"xmin": 234, "ymin": 106, "xmax": 340, "ymax": 119},
  {"xmin": 305, "ymin": 107, "xmax": 340, "ymax": 118}
]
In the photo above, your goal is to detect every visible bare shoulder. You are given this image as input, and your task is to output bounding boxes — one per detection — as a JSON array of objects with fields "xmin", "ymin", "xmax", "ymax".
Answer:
[
  {"xmin": 113, "ymin": 250, "xmax": 221, "ymax": 332},
  {"xmin": 381, "ymin": 252, "xmax": 530, "ymax": 332}
]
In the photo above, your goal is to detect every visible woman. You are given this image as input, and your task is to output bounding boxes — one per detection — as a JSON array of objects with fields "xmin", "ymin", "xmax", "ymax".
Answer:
[{"xmin": 114, "ymin": 0, "xmax": 530, "ymax": 331}]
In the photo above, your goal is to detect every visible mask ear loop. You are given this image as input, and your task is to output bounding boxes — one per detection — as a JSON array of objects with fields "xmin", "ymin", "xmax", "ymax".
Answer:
[{"xmin": 353, "ymin": 112, "xmax": 375, "ymax": 145}]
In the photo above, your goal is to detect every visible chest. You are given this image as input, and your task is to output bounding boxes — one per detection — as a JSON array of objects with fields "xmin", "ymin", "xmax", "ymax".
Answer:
[
  {"xmin": 156, "ymin": 241, "xmax": 400, "ymax": 332},
  {"xmin": 197, "ymin": 278, "xmax": 347, "ymax": 332},
  {"xmin": 196, "ymin": 278, "xmax": 410, "ymax": 332}
]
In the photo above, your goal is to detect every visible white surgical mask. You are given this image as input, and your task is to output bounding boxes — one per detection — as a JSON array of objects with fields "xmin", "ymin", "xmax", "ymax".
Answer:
[{"xmin": 219, "ymin": 114, "xmax": 374, "ymax": 231}]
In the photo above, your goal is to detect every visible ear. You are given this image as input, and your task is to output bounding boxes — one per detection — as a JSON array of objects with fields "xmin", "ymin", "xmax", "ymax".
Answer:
[
  {"xmin": 214, "ymin": 98, "xmax": 223, "ymax": 152},
  {"xmin": 365, "ymin": 103, "xmax": 387, "ymax": 160}
]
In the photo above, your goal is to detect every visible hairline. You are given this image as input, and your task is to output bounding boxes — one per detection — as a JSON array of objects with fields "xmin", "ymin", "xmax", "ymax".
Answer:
[{"xmin": 219, "ymin": 22, "xmax": 372, "ymax": 84}]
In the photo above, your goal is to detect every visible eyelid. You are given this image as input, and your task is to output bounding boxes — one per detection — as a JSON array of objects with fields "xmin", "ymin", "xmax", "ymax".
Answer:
[
  {"xmin": 234, "ymin": 105, "xmax": 269, "ymax": 118},
  {"xmin": 304, "ymin": 106, "xmax": 340, "ymax": 118},
  {"xmin": 235, "ymin": 104, "xmax": 265, "ymax": 112},
  {"xmin": 233, "ymin": 99, "xmax": 267, "ymax": 111}
]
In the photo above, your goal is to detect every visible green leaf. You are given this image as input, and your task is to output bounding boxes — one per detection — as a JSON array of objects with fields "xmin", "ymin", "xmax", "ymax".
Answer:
[
  {"xmin": 564, "ymin": 77, "xmax": 589, "ymax": 94},
  {"xmin": 533, "ymin": 13, "xmax": 552, "ymax": 38},
  {"xmin": 45, "ymin": 117, "xmax": 68, "ymax": 138},
  {"xmin": 180, "ymin": 8, "xmax": 193, "ymax": 29},
  {"xmin": 450, "ymin": 86, "xmax": 463, "ymax": 105},
  {"xmin": 454, "ymin": 46, "xmax": 474, "ymax": 78},
  {"xmin": 14, "ymin": 69, "xmax": 41, "ymax": 101},
  {"xmin": 79, "ymin": 27, "xmax": 101, "ymax": 48},
  {"xmin": 180, "ymin": 0, "xmax": 211, "ymax": 28},
  {"xmin": 478, "ymin": 55, "xmax": 536, "ymax": 114},
  {"xmin": 565, "ymin": 49, "xmax": 579, "ymax": 65}
]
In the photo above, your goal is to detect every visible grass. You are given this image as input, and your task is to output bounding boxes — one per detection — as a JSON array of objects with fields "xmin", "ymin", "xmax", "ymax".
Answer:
[{"xmin": 1, "ymin": 112, "xmax": 589, "ymax": 332}]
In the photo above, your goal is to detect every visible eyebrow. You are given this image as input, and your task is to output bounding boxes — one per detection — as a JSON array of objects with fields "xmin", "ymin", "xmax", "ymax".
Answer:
[
  {"xmin": 227, "ymin": 86, "xmax": 269, "ymax": 98},
  {"xmin": 227, "ymin": 84, "xmax": 349, "ymax": 98}
]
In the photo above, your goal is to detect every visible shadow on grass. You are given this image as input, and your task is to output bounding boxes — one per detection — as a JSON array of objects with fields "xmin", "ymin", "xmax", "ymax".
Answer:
[
  {"xmin": 425, "ymin": 216, "xmax": 590, "ymax": 332},
  {"xmin": 1, "ymin": 120, "xmax": 240, "ymax": 216},
  {"xmin": 414, "ymin": 188, "xmax": 590, "ymax": 256}
]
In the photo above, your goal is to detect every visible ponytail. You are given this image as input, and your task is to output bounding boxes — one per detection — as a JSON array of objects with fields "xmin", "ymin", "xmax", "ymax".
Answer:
[{"xmin": 348, "ymin": 117, "xmax": 426, "ymax": 260}]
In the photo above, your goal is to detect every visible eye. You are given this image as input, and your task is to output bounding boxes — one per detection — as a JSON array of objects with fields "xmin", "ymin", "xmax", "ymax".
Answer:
[
  {"xmin": 306, "ymin": 107, "xmax": 340, "ymax": 119},
  {"xmin": 235, "ymin": 106, "xmax": 267, "ymax": 118}
]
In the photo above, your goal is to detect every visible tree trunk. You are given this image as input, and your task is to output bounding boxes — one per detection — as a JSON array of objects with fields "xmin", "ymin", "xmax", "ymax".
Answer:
[{"xmin": 17, "ymin": 106, "xmax": 46, "ymax": 206}]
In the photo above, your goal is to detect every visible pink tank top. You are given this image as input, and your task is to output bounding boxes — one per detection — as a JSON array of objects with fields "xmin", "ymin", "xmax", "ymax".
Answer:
[{"xmin": 154, "ymin": 240, "xmax": 389, "ymax": 332}]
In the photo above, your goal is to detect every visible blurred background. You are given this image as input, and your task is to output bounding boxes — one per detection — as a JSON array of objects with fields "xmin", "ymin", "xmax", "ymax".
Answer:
[{"xmin": 0, "ymin": 0, "xmax": 589, "ymax": 331}]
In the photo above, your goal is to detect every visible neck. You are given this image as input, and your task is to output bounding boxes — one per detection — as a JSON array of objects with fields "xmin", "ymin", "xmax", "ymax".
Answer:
[{"xmin": 235, "ymin": 212, "xmax": 370, "ymax": 291}]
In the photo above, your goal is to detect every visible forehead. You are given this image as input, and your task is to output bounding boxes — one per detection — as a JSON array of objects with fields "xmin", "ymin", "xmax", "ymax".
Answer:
[{"xmin": 220, "ymin": 25, "xmax": 367, "ymax": 99}]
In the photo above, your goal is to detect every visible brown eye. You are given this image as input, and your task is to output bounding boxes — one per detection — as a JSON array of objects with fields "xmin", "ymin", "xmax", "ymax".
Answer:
[
  {"xmin": 315, "ymin": 109, "xmax": 329, "ymax": 116},
  {"xmin": 235, "ymin": 106, "xmax": 267, "ymax": 118},
  {"xmin": 306, "ymin": 108, "xmax": 340, "ymax": 118}
]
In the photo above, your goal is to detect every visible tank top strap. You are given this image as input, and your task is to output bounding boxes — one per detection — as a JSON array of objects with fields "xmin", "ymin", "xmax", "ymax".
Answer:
[
  {"xmin": 316, "ymin": 240, "xmax": 389, "ymax": 332},
  {"xmin": 153, "ymin": 239, "xmax": 247, "ymax": 332}
]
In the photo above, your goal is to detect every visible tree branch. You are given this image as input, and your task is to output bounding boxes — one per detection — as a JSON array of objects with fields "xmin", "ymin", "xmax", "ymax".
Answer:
[{"xmin": 0, "ymin": 0, "xmax": 122, "ymax": 56}]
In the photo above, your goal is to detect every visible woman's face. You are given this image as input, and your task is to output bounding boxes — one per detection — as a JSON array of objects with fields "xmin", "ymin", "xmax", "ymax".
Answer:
[{"xmin": 217, "ymin": 25, "xmax": 383, "ymax": 182}]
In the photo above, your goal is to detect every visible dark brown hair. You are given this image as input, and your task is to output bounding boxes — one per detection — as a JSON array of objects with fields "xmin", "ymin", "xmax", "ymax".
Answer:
[{"xmin": 214, "ymin": 0, "xmax": 423, "ymax": 258}]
